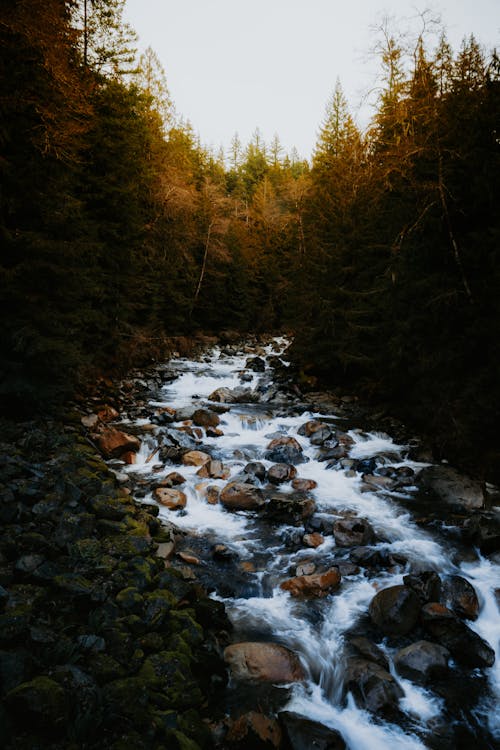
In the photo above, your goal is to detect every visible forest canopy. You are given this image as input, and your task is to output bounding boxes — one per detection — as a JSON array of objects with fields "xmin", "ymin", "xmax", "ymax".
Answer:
[{"xmin": 0, "ymin": 1, "xmax": 499, "ymax": 478}]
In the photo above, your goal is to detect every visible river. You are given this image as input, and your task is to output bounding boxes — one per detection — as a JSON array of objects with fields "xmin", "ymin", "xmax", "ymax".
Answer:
[{"xmin": 116, "ymin": 337, "xmax": 499, "ymax": 750}]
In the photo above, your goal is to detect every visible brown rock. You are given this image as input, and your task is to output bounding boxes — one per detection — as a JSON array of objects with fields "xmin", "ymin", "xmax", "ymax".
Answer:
[
  {"xmin": 178, "ymin": 551, "xmax": 200, "ymax": 565},
  {"xmin": 220, "ymin": 482, "xmax": 265, "ymax": 511},
  {"xmin": 333, "ymin": 517, "xmax": 375, "ymax": 547},
  {"xmin": 196, "ymin": 459, "xmax": 230, "ymax": 480},
  {"xmin": 182, "ymin": 450, "xmax": 211, "ymax": 467},
  {"xmin": 97, "ymin": 428, "xmax": 141, "ymax": 459},
  {"xmin": 268, "ymin": 463, "xmax": 297, "ymax": 484},
  {"xmin": 156, "ymin": 541, "xmax": 175, "ymax": 560},
  {"xmin": 153, "ymin": 488, "xmax": 187, "ymax": 510},
  {"xmin": 280, "ymin": 569, "xmax": 341, "ymax": 598},
  {"xmin": 226, "ymin": 712, "xmax": 282, "ymax": 749},
  {"xmin": 442, "ymin": 575, "xmax": 480, "ymax": 621},
  {"xmin": 369, "ymin": 585, "xmax": 421, "ymax": 636},
  {"xmin": 303, "ymin": 533, "xmax": 324, "ymax": 548},
  {"xmin": 224, "ymin": 642, "xmax": 305, "ymax": 683},
  {"xmin": 121, "ymin": 451, "xmax": 136, "ymax": 465},
  {"xmin": 206, "ymin": 485, "xmax": 220, "ymax": 505},
  {"xmin": 206, "ymin": 426, "xmax": 224, "ymax": 438},
  {"xmin": 295, "ymin": 561, "xmax": 316, "ymax": 576},
  {"xmin": 97, "ymin": 404, "xmax": 119, "ymax": 422},
  {"xmin": 192, "ymin": 408, "xmax": 220, "ymax": 428},
  {"xmin": 163, "ymin": 471, "xmax": 187, "ymax": 486},
  {"xmin": 291, "ymin": 478, "xmax": 318, "ymax": 491}
]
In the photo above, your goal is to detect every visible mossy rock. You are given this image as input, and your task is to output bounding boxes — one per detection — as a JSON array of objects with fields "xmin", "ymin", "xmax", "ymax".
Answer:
[
  {"xmin": 53, "ymin": 573, "xmax": 94, "ymax": 598},
  {"xmin": 143, "ymin": 589, "xmax": 176, "ymax": 629},
  {"xmin": 115, "ymin": 586, "xmax": 144, "ymax": 613},
  {"xmin": 101, "ymin": 535, "xmax": 153, "ymax": 559},
  {"xmin": 157, "ymin": 569, "xmax": 194, "ymax": 604},
  {"xmin": 102, "ymin": 676, "xmax": 151, "ymax": 726},
  {"xmin": 4, "ymin": 676, "xmax": 67, "ymax": 733},
  {"xmin": 179, "ymin": 709, "xmax": 212, "ymax": 749},
  {"xmin": 169, "ymin": 611, "xmax": 203, "ymax": 647},
  {"xmin": 124, "ymin": 517, "xmax": 151, "ymax": 538},
  {"xmin": 89, "ymin": 496, "xmax": 134, "ymax": 521},
  {"xmin": 163, "ymin": 729, "xmax": 202, "ymax": 750},
  {"xmin": 140, "ymin": 651, "xmax": 203, "ymax": 710},
  {"xmin": 137, "ymin": 631, "xmax": 165, "ymax": 654},
  {"xmin": 88, "ymin": 653, "xmax": 126, "ymax": 685}
]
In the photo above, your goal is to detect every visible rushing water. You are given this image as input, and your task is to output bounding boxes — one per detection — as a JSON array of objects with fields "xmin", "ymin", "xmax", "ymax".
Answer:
[{"xmin": 119, "ymin": 338, "xmax": 499, "ymax": 749}]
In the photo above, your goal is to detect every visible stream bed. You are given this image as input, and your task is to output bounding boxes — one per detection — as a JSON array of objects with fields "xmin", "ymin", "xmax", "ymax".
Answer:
[{"xmin": 111, "ymin": 337, "xmax": 499, "ymax": 750}]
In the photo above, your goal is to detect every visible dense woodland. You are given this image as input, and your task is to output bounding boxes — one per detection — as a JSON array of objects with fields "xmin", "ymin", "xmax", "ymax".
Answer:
[{"xmin": 1, "ymin": 1, "xmax": 499, "ymax": 479}]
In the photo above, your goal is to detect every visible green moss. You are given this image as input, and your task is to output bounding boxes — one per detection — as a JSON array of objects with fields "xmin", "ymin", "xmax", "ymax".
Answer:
[
  {"xmin": 169, "ymin": 611, "xmax": 203, "ymax": 648},
  {"xmin": 5, "ymin": 676, "xmax": 67, "ymax": 731},
  {"xmin": 115, "ymin": 587, "xmax": 143, "ymax": 612}
]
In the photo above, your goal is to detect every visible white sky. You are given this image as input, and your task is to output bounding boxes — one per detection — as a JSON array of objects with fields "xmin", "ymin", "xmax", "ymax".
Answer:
[{"xmin": 124, "ymin": 0, "xmax": 499, "ymax": 159}]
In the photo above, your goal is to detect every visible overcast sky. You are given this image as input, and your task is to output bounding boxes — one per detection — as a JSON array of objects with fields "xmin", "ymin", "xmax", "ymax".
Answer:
[{"xmin": 124, "ymin": 0, "xmax": 499, "ymax": 159}]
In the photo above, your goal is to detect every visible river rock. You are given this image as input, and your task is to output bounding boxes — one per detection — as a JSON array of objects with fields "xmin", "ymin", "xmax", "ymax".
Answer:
[
  {"xmin": 291, "ymin": 478, "xmax": 318, "ymax": 491},
  {"xmin": 81, "ymin": 413, "xmax": 99, "ymax": 429},
  {"xmin": 418, "ymin": 465, "xmax": 485, "ymax": 510},
  {"xmin": 97, "ymin": 429, "xmax": 141, "ymax": 459},
  {"xmin": 442, "ymin": 575, "xmax": 480, "ymax": 620},
  {"xmin": 265, "ymin": 436, "xmax": 306, "ymax": 465},
  {"xmin": 224, "ymin": 642, "xmax": 305, "ymax": 683},
  {"xmin": 298, "ymin": 420, "xmax": 328, "ymax": 438},
  {"xmin": 369, "ymin": 585, "xmax": 421, "ymax": 635},
  {"xmin": 245, "ymin": 356, "xmax": 266, "ymax": 371},
  {"xmin": 182, "ymin": 450, "xmax": 211, "ymax": 466},
  {"xmin": 348, "ymin": 636, "xmax": 389, "ymax": 670},
  {"xmin": 344, "ymin": 658, "xmax": 404, "ymax": 715},
  {"xmin": 421, "ymin": 602, "xmax": 495, "ymax": 668},
  {"xmin": 279, "ymin": 711, "xmax": 346, "ymax": 750},
  {"xmin": 206, "ymin": 485, "xmax": 220, "ymax": 505},
  {"xmin": 242, "ymin": 461, "xmax": 267, "ymax": 482},
  {"xmin": 196, "ymin": 459, "xmax": 230, "ymax": 480},
  {"xmin": 225, "ymin": 712, "xmax": 282, "ymax": 749},
  {"xmin": 192, "ymin": 408, "xmax": 220, "ymax": 428},
  {"xmin": 280, "ymin": 569, "xmax": 341, "ymax": 598},
  {"xmin": 162, "ymin": 471, "xmax": 187, "ymax": 486},
  {"xmin": 310, "ymin": 427, "xmax": 335, "ymax": 446},
  {"xmin": 268, "ymin": 463, "xmax": 297, "ymax": 484},
  {"xmin": 153, "ymin": 488, "xmax": 187, "ymax": 510},
  {"xmin": 393, "ymin": 640, "xmax": 450, "ymax": 684},
  {"xmin": 403, "ymin": 571, "xmax": 441, "ymax": 603},
  {"xmin": 266, "ymin": 494, "xmax": 316, "ymax": 523},
  {"xmin": 462, "ymin": 514, "xmax": 500, "ymax": 553},
  {"xmin": 333, "ymin": 517, "xmax": 375, "ymax": 547},
  {"xmin": 220, "ymin": 482, "xmax": 265, "ymax": 511},
  {"xmin": 303, "ymin": 532, "xmax": 324, "ymax": 548},
  {"xmin": 97, "ymin": 404, "xmax": 119, "ymax": 422}
]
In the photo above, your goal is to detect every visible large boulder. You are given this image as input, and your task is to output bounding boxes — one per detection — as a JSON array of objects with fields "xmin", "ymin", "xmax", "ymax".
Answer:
[
  {"xmin": 280, "ymin": 569, "xmax": 341, "ymax": 598},
  {"xmin": 265, "ymin": 436, "xmax": 306, "ymax": 465},
  {"xmin": 97, "ymin": 429, "xmax": 141, "ymax": 460},
  {"xmin": 418, "ymin": 465, "xmax": 485, "ymax": 510},
  {"xmin": 369, "ymin": 585, "xmax": 421, "ymax": 636},
  {"xmin": 333, "ymin": 517, "xmax": 375, "ymax": 547},
  {"xmin": 421, "ymin": 603, "xmax": 495, "ymax": 668},
  {"xmin": 4, "ymin": 676, "xmax": 67, "ymax": 733},
  {"xmin": 344, "ymin": 658, "xmax": 404, "ymax": 715},
  {"xmin": 223, "ymin": 642, "xmax": 305, "ymax": 683},
  {"xmin": 192, "ymin": 408, "xmax": 220, "ymax": 428},
  {"xmin": 279, "ymin": 711, "xmax": 346, "ymax": 750},
  {"xmin": 220, "ymin": 482, "xmax": 265, "ymax": 511},
  {"xmin": 441, "ymin": 575, "xmax": 480, "ymax": 620},
  {"xmin": 394, "ymin": 640, "xmax": 449, "ymax": 684},
  {"xmin": 347, "ymin": 637, "xmax": 389, "ymax": 670}
]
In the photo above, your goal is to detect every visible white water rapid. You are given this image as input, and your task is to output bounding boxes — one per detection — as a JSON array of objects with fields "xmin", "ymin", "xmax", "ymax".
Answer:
[{"xmin": 119, "ymin": 338, "xmax": 499, "ymax": 750}]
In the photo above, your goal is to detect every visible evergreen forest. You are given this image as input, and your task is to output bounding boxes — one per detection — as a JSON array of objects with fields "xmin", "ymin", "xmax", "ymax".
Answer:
[{"xmin": 1, "ymin": 0, "xmax": 499, "ymax": 481}]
